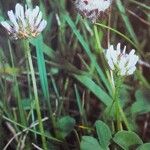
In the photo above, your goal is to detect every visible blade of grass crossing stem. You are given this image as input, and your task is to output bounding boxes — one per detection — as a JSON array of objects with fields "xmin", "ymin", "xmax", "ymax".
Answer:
[
  {"xmin": 74, "ymin": 75, "xmax": 112, "ymax": 106},
  {"xmin": 64, "ymin": 14, "xmax": 112, "ymax": 95},
  {"xmin": 35, "ymin": 37, "xmax": 48, "ymax": 99},
  {"xmin": 34, "ymin": 36, "xmax": 50, "ymax": 102},
  {"xmin": 29, "ymin": 38, "xmax": 55, "ymax": 58},
  {"xmin": 34, "ymin": 36, "xmax": 55, "ymax": 134},
  {"xmin": 116, "ymin": 0, "xmax": 139, "ymax": 47}
]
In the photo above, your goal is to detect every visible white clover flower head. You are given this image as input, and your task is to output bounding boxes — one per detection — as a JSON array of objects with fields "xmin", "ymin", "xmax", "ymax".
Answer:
[
  {"xmin": 75, "ymin": 0, "xmax": 112, "ymax": 23},
  {"xmin": 1, "ymin": 3, "xmax": 47, "ymax": 40},
  {"xmin": 105, "ymin": 43, "xmax": 139, "ymax": 76}
]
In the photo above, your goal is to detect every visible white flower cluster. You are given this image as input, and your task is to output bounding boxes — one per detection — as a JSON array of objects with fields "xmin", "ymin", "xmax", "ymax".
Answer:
[
  {"xmin": 1, "ymin": 3, "xmax": 47, "ymax": 40},
  {"xmin": 105, "ymin": 43, "xmax": 139, "ymax": 76},
  {"xmin": 75, "ymin": 0, "xmax": 112, "ymax": 22}
]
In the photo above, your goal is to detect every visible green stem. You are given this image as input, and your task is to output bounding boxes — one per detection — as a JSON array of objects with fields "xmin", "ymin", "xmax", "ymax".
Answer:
[
  {"xmin": 113, "ymin": 75, "xmax": 131, "ymax": 131},
  {"xmin": 118, "ymin": 105, "xmax": 131, "ymax": 131},
  {"xmin": 25, "ymin": 40, "xmax": 47, "ymax": 150},
  {"xmin": 113, "ymin": 82, "xmax": 122, "ymax": 131}
]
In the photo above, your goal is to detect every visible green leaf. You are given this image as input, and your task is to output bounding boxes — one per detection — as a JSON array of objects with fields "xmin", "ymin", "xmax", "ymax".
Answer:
[
  {"xmin": 74, "ymin": 74, "xmax": 112, "ymax": 106},
  {"xmin": 34, "ymin": 36, "xmax": 50, "ymax": 100},
  {"xmin": 135, "ymin": 90, "xmax": 147, "ymax": 101},
  {"xmin": 95, "ymin": 120, "xmax": 112, "ymax": 149},
  {"xmin": 113, "ymin": 131, "xmax": 143, "ymax": 150},
  {"xmin": 21, "ymin": 99, "xmax": 34, "ymax": 110},
  {"xmin": 136, "ymin": 143, "xmax": 150, "ymax": 150},
  {"xmin": 56, "ymin": 116, "xmax": 76, "ymax": 139},
  {"xmin": 131, "ymin": 101, "xmax": 150, "ymax": 115},
  {"xmin": 80, "ymin": 136, "xmax": 102, "ymax": 150},
  {"xmin": 131, "ymin": 90, "xmax": 150, "ymax": 115}
]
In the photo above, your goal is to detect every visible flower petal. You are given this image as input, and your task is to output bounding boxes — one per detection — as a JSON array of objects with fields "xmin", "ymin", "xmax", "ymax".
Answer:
[
  {"xmin": 15, "ymin": 3, "xmax": 26, "ymax": 27},
  {"xmin": 7, "ymin": 10, "xmax": 19, "ymax": 31},
  {"xmin": 1, "ymin": 21, "xmax": 12, "ymax": 33},
  {"xmin": 105, "ymin": 43, "xmax": 138, "ymax": 76},
  {"xmin": 127, "ymin": 66, "xmax": 136, "ymax": 75},
  {"xmin": 35, "ymin": 11, "xmax": 42, "ymax": 27},
  {"xmin": 29, "ymin": 6, "xmax": 40, "ymax": 31},
  {"xmin": 116, "ymin": 43, "xmax": 121, "ymax": 55},
  {"xmin": 37, "ymin": 20, "xmax": 47, "ymax": 32}
]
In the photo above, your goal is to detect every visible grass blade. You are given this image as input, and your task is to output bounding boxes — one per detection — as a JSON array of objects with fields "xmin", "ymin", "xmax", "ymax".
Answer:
[{"xmin": 74, "ymin": 74, "xmax": 112, "ymax": 106}]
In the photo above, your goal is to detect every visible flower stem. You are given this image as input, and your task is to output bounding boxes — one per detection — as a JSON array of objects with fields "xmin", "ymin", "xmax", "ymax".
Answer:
[
  {"xmin": 118, "ymin": 104, "xmax": 131, "ymax": 131},
  {"xmin": 113, "ymin": 75, "xmax": 131, "ymax": 131},
  {"xmin": 25, "ymin": 40, "xmax": 47, "ymax": 150},
  {"xmin": 113, "ymin": 81, "xmax": 122, "ymax": 131}
]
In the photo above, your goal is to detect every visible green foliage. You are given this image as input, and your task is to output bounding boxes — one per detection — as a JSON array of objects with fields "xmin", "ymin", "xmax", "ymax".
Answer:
[
  {"xmin": 21, "ymin": 98, "xmax": 34, "ymax": 110},
  {"xmin": 80, "ymin": 136, "xmax": 102, "ymax": 150},
  {"xmin": 113, "ymin": 131, "xmax": 143, "ymax": 150},
  {"xmin": 95, "ymin": 120, "xmax": 112, "ymax": 150},
  {"xmin": 137, "ymin": 143, "xmax": 150, "ymax": 150},
  {"xmin": 80, "ymin": 120, "xmax": 112, "ymax": 150},
  {"xmin": 56, "ymin": 116, "xmax": 76, "ymax": 139},
  {"xmin": 131, "ymin": 90, "xmax": 150, "ymax": 115}
]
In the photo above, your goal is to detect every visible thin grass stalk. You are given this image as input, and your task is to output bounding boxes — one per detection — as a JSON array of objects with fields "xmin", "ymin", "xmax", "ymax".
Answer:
[
  {"xmin": 3, "ymin": 115, "xmax": 62, "ymax": 143},
  {"xmin": 95, "ymin": 23, "xmax": 137, "ymax": 49},
  {"xmin": 26, "ymin": 59, "xmax": 37, "ymax": 140},
  {"xmin": 74, "ymin": 84, "xmax": 87, "ymax": 125},
  {"xmin": 8, "ymin": 40, "xmax": 26, "ymax": 126},
  {"xmin": 24, "ymin": 40, "xmax": 47, "ymax": 150}
]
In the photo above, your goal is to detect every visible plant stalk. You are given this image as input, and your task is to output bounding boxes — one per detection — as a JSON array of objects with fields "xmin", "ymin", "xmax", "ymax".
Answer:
[
  {"xmin": 25, "ymin": 40, "xmax": 47, "ymax": 150},
  {"xmin": 113, "ymin": 74, "xmax": 131, "ymax": 131}
]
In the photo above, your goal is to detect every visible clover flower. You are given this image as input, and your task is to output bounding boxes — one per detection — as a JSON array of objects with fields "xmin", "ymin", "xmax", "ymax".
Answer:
[
  {"xmin": 105, "ymin": 43, "xmax": 139, "ymax": 76},
  {"xmin": 1, "ymin": 3, "xmax": 47, "ymax": 40},
  {"xmin": 75, "ymin": 0, "xmax": 112, "ymax": 23}
]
